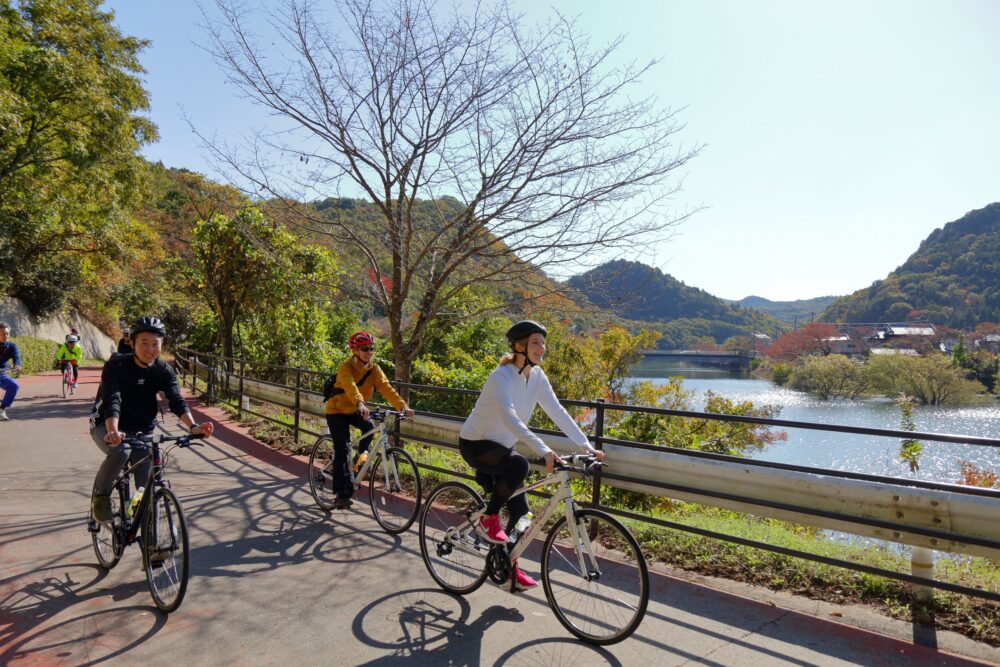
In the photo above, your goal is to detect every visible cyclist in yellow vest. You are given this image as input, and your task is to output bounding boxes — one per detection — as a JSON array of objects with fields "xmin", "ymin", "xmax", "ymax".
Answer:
[
  {"xmin": 324, "ymin": 331, "xmax": 413, "ymax": 509},
  {"xmin": 55, "ymin": 334, "xmax": 84, "ymax": 384}
]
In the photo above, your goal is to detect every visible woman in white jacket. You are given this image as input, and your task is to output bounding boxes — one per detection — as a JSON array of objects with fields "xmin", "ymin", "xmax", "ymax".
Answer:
[{"xmin": 459, "ymin": 320, "xmax": 604, "ymax": 591}]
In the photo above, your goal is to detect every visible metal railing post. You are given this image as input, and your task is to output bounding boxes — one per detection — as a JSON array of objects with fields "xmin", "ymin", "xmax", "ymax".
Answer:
[
  {"xmin": 293, "ymin": 368, "xmax": 301, "ymax": 444},
  {"xmin": 911, "ymin": 546, "xmax": 935, "ymax": 601},
  {"xmin": 591, "ymin": 398, "xmax": 605, "ymax": 509},
  {"xmin": 238, "ymin": 358, "xmax": 245, "ymax": 418},
  {"xmin": 192, "ymin": 355, "xmax": 198, "ymax": 394}
]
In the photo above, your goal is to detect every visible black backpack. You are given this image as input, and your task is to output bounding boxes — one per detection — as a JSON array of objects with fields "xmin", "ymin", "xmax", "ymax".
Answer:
[{"xmin": 323, "ymin": 368, "xmax": 372, "ymax": 401}]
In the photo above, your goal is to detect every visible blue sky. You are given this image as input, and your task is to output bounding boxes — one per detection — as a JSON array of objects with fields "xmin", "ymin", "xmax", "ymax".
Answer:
[{"xmin": 104, "ymin": 0, "xmax": 1000, "ymax": 302}]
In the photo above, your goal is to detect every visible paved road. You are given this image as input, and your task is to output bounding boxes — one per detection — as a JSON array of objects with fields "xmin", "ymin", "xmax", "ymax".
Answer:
[{"xmin": 1, "ymin": 367, "xmax": 997, "ymax": 666}]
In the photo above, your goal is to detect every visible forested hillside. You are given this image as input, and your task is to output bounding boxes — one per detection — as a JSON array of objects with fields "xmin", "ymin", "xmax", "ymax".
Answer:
[
  {"xmin": 567, "ymin": 260, "xmax": 785, "ymax": 348},
  {"xmin": 734, "ymin": 295, "xmax": 839, "ymax": 326},
  {"xmin": 822, "ymin": 202, "xmax": 1000, "ymax": 327}
]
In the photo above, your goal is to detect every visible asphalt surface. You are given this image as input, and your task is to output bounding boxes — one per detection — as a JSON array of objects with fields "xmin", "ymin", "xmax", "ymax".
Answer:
[{"xmin": 1, "ymin": 367, "xmax": 997, "ymax": 666}]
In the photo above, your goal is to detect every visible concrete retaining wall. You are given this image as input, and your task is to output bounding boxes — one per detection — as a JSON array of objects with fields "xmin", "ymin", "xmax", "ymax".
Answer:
[{"xmin": 0, "ymin": 297, "xmax": 117, "ymax": 360}]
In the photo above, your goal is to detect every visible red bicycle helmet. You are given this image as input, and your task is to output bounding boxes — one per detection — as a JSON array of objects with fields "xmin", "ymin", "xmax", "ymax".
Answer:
[{"xmin": 348, "ymin": 331, "xmax": 375, "ymax": 349}]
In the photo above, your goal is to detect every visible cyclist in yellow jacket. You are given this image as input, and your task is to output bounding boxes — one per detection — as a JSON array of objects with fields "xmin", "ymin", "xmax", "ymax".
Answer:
[
  {"xmin": 324, "ymin": 331, "xmax": 413, "ymax": 509},
  {"xmin": 55, "ymin": 334, "xmax": 84, "ymax": 384}
]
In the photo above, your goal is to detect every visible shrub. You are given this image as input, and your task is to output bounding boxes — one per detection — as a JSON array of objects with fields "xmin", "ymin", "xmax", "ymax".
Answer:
[{"xmin": 10, "ymin": 336, "xmax": 60, "ymax": 375}]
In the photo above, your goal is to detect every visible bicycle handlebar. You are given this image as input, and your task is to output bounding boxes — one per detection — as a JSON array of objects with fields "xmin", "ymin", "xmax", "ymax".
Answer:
[
  {"xmin": 533, "ymin": 453, "xmax": 606, "ymax": 475},
  {"xmin": 368, "ymin": 407, "xmax": 412, "ymax": 422},
  {"xmin": 120, "ymin": 433, "xmax": 207, "ymax": 448}
]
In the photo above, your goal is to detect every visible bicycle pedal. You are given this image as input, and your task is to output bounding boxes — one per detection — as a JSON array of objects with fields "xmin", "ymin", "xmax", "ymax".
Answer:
[{"xmin": 87, "ymin": 519, "xmax": 100, "ymax": 533}]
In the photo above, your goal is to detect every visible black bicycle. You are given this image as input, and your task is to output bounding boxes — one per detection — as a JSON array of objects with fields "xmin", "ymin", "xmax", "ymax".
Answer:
[{"xmin": 88, "ymin": 432, "xmax": 204, "ymax": 612}]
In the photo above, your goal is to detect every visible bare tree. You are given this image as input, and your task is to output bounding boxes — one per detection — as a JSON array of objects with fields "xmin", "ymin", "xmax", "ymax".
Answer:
[{"xmin": 203, "ymin": 0, "xmax": 699, "ymax": 383}]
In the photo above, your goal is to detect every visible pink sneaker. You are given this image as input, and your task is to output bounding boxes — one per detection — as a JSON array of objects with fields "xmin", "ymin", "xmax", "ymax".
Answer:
[
  {"xmin": 476, "ymin": 513, "xmax": 508, "ymax": 544},
  {"xmin": 511, "ymin": 564, "xmax": 537, "ymax": 591}
]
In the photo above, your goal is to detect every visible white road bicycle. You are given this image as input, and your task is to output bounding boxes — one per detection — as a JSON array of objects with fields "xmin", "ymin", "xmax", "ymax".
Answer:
[
  {"xmin": 308, "ymin": 408, "xmax": 421, "ymax": 534},
  {"xmin": 418, "ymin": 454, "xmax": 649, "ymax": 645}
]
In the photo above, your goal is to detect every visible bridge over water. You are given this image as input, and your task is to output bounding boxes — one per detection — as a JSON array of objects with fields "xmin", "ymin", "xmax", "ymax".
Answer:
[
  {"xmin": 637, "ymin": 349, "xmax": 753, "ymax": 373},
  {"xmin": 0, "ymin": 369, "xmax": 993, "ymax": 665}
]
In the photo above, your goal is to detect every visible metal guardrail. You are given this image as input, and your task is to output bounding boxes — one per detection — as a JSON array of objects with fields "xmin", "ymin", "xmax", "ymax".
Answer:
[{"xmin": 174, "ymin": 346, "xmax": 1000, "ymax": 603}]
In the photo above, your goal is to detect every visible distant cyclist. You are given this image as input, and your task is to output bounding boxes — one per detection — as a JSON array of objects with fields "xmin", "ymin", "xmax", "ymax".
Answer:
[
  {"xmin": 89, "ymin": 316, "xmax": 214, "ymax": 522},
  {"xmin": 459, "ymin": 320, "xmax": 604, "ymax": 591},
  {"xmin": 0, "ymin": 322, "xmax": 22, "ymax": 421},
  {"xmin": 116, "ymin": 328, "xmax": 133, "ymax": 355},
  {"xmin": 55, "ymin": 334, "xmax": 84, "ymax": 385}
]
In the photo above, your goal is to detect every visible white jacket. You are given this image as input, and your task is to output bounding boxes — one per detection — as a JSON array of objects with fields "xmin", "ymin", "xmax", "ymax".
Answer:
[{"xmin": 460, "ymin": 363, "xmax": 593, "ymax": 457}]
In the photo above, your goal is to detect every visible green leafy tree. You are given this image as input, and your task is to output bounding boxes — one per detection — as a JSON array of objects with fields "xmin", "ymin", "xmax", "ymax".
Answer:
[
  {"xmin": 865, "ymin": 353, "xmax": 985, "ymax": 405},
  {"xmin": 0, "ymin": 0, "xmax": 156, "ymax": 313},
  {"xmin": 192, "ymin": 207, "xmax": 340, "ymax": 363},
  {"xmin": 599, "ymin": 326, "xmax": 660, "ymax": 403},
  {"xmin": 896, "ymin": 394, "xmax": 922, "ymax": 474},
  {"xmin": 789, "ymin": 354, "xmax": 868, "ymax": 400}
]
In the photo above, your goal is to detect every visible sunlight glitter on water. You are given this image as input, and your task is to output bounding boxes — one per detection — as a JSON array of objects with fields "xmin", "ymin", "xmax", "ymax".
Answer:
[{"xmin": 639, "ymin": 376, "xmax": 1000, "ymax": 484}]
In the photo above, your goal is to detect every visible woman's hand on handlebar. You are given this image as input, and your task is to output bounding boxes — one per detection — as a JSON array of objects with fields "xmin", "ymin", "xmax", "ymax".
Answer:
[
  {"xmin": 591, "ymin": 450, "xmax": 606, "ymax": 462},
  {"xmin": 544, "ymin": 450, "xmax": 563, "ymax": 473}
]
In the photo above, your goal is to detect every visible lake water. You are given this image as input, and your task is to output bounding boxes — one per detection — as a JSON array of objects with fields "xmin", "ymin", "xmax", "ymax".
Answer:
[{"xmin": 636, "ymin": 373, "xmax": 1000, "ymax": 486}]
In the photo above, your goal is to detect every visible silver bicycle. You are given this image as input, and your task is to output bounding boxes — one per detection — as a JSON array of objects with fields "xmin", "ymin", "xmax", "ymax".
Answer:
[
  {"xmin": 418, "ymin": 454, "xmax": 649, "ymax": 645},
  {"xmin": 307, "ymin": 408, "xmax": 421, "ymax": 534}
]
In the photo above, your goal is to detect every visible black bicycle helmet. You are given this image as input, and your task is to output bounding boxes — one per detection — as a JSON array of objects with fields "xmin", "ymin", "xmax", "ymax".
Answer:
[
  {"xmin": 130, "ymin": 316, "xmax": 166, "ymax": 338},
  {"xmin": 506, "ymin": 320, "xmax": 546, "ymax": 343}
]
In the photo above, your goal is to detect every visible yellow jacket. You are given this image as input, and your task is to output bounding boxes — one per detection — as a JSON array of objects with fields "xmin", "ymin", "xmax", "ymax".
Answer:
[{"xmin": 324, "ymin": 356, "xmax": 407, "ymax": 415}]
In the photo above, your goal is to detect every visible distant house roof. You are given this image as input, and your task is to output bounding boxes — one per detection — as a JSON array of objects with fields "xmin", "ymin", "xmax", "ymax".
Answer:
[
  {"xmin": 886, "ymin": 325, "xmax": 935, "ymax": 337},
  {"xmin": 754, "ymin": 332, "xmax": 772, "ymax": 340},
  {"xmin": 870, "ymin": 347, "xmax": 919, "ymax": 356},
  {"xmin": 824, "ymin": 335, "xmax": 851, "ymax": 342}
]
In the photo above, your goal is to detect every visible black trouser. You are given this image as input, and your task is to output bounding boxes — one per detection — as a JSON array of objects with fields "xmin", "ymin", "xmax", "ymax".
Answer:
[
  {"xmin": 459, "ymin": 437, "xmax": 529, "ymax": 533},
  {"xmin": 325, "ymin": 412, "xmax": 376, "ymax": 500},
  {"xmin": 90, "ymin": 423, "xmax": 153, "ymax": 497}
]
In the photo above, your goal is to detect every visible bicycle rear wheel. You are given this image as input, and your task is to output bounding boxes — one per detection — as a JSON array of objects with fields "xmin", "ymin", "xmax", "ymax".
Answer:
[
  {"xmin": 143, "ymin": 487, "xmax": 190, "ymax": 613},
  {"xmin": 368, "ymin": 446, "xmax": 421, "ymax": 534},
  {"xmin": 418, "ymin": 481, "xmax": 490, "ymax": 595},
  {"xmin": 307, "ymin": 435, "xmax": 336, "ymax": 510},
  {"xmin": 91, "ymin": 483, "xmax": 125, "ymax": 569},
  {"xmin": 541, "ymin": 509, "xmax": 649, "ymax": 645}
]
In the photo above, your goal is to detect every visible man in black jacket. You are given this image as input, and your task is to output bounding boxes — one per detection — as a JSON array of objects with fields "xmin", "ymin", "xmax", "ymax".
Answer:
[{"xmin": 90, "ymin": 316, "xmax": 213, "ymax": 521}]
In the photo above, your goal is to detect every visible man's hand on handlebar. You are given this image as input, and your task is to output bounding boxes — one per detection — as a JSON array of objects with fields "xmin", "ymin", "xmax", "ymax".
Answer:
[
  {"xmin": 104, "ymin": 430, "xmax": 126, "ymax": 446},
  {"xmin": 190, "ymin": 422, "xmax": 214, "ymax": 438}
]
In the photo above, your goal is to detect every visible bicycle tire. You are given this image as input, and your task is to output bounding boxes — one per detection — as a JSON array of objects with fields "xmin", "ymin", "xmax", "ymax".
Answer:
[
  {"xmin": 143, "ymin": 487, "xmax": 190, "ymax": 613},
  {"xmin": 91, "ymin": 482, "xmax": 125, "ymax": 569},
  {"xmin": 307, "ymin": 435, "xmax": 337, "ymax": 510},
  {"xmin": 367, "ymin": 446, "xmax": 421, "ymax": 534},
  {"xmin": 541, "ymin": 508, "xmax": 649, "ymax": 645},
  {"xmin": 418, "ymin": 481, "xmax": 490, "ymax": 595},
  {"xmin": 62, "ymin": 372, "xmax": 69, "ymax": 399}
]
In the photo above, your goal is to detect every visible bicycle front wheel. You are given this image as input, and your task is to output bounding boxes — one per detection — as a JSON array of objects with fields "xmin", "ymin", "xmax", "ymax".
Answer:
[
  {"xmin": 91, "ymin": 483, "xmax": 125, "ymax": 569},
  {"xmin": 368, "ymin": 446, "xmax": 421, "ymax": 534},
  {"xmin": 143, "ymin": 487, "xmax": 190, "ymax": 613},
  {"xmin": 541, "ymin": 509, "xmax": 649, "ymax": 645},
  {"xmin": 308, "ymin": 435, "xmax": 336, "ymax": 510},
  {"xmin": 62, "ymin": 372, "xmax": 69, "ymax": 399},
  {"xmin": 418, "ymin": 481, "xmax": 490, "ymax": 595}
]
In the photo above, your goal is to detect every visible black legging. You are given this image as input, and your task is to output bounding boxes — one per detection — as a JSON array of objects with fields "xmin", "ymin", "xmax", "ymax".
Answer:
[{"xmin": 459, "ymin": 437, "xmax": 529, "ymax": 533}]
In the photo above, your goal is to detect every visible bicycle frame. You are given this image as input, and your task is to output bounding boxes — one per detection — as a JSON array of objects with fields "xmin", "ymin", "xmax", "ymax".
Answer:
[
  {"xmin": 455, "ymin": 460, "xmax": 602, "ymax": 576},
  {"xmin": 114, "ymin": 440, "xmax": 165, "ymax": 543}
]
